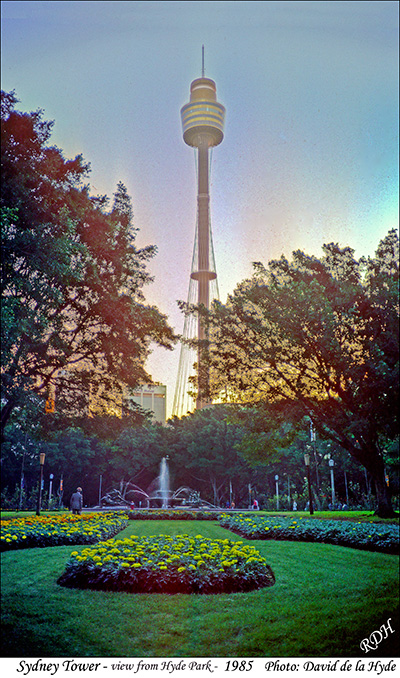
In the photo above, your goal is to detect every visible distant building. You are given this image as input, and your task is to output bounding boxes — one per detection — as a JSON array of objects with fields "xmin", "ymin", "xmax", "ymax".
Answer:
[{"xmin": 131, "ymin": 384, "xmax": 166, "ymax": 423}]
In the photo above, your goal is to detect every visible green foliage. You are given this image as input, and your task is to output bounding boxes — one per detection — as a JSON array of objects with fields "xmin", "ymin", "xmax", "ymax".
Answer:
[
  {"xmin": 128, "ymin": 509, "xmax": 220, "ymax": 520},
  {"xmin": 202, "ymin": 232, "xmax": 399, "ymax": 517},
  {"xmin": 168, "ymin": 405, "xmax": 255, "ymax": 505},
  {"xmin": 2, "ymin": 410, "xmax": 388, "ymax": 511},
  {"xmin": 107, "ymin": 421, "xmax": 171, "ymax": 485},
  {"xmin": 219, "ymin": 513, "xmax": 399, "ymax": 554},
  {"xmin": 1, "ymin": 91, "xmax": 175, "ymax": 433}
]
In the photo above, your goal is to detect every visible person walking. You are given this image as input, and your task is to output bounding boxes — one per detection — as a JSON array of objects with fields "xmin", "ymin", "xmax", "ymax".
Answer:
[{"xmin": 70, "ymin": 487, "xmax": 83, "ymax": 515}]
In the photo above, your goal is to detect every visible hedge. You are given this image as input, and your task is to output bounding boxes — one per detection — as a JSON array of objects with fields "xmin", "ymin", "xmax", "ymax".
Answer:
[{"xmin": 218, "ymin": 514, "xmax": 399, "ymax": 554}]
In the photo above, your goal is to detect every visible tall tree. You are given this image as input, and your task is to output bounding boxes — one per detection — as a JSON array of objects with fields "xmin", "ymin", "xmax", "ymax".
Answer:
[
  {"xmin": 201, "ymin": 231, "xmax": 399, "ymax": 517},
  {"xmin": 1, "ymin": 91, "xmax": 176, "ymax": 435},
  {"xmin": 169, "ymin": 405, "xmax": 250, "ymax": 506}
]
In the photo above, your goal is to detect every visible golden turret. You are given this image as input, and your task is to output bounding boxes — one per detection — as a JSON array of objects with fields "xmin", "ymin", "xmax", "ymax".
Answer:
[{"xmin": 181, "ymin": 77, "xmax": 225, "ymax": 147}]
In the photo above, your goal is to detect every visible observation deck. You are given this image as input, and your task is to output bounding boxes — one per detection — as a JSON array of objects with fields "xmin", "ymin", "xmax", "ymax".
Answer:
[{"xmin": 181, "ymin": 77, "xmax": 225, "ymax": 147}]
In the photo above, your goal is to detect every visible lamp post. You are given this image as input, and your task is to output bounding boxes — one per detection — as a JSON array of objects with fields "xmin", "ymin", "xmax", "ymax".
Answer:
[
  {"xmin": 19, "ymin": 432, "xmax": 28, "ymax": 511},
  {"xmin": 99, "ymin": 474, "xmax": 103, "ymax": 507},
  {"xmin": 58, "ymin": 475, "xmax": 64, "ymax": 509},
  {"xmin": 275, "ymin": 475, "xmax": 279, "ymax": 511},
  {"xmin": 310, "ymin": 420, "xmax": 320, "ymax": 491},
  {"xmin": 48, "ymin": 473, "xmax": 54, "ymax": 510},
  {"xmin": 329, "ymin": 458, "xmax": 335, "ymax": 509},
  {"xmin": 36, "ymin": 452, "xmax": 46, "ymax": 516},
  {"xmin": 304, "ymin": 452, "xmax": 314, "ymax": 515}
]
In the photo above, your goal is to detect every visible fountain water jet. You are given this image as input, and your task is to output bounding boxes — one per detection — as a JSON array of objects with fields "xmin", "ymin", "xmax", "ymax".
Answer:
[{"xmin": 159, "ymin": 456, "xmax": 170, "ymax": 508}]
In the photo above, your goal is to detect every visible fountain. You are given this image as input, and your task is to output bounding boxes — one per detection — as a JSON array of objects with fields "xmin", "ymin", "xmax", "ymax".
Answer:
[
  {"xmin": 159, "ymin": 456, "xmax": 170, "ymax": 508},
  {"xmin": 99, "ymin": 456, "xmax": 217, "ymax": 510}
]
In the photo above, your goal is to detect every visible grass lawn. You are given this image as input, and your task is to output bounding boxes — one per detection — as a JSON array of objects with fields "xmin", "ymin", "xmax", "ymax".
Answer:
[{"xmin": 1, "ymin": 519, "xmax": 398, "ymax": 658}]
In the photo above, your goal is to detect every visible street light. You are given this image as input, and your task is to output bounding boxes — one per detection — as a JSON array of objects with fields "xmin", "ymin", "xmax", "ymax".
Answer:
[
  {"xmin": 99, "ymin": 474, "xmax": 103, "ymax": 508},
  {"xmin": 329, "ymin": 458, "xmax": 335, "ymax": 509},
  {"xmin": 36, "ymin": 452, "xmax": 46, "ymax": 516},
  {"xmin": 19, "ymin": 432, "xmax": 28, "ymax": 511},
  {"xmin": 48, "ymin": 473, "xmax": 54, "ymax": 510},
  {"xmin": 275, "ymin": 475, "xmax": 279, "ymax": 511},
  {"xmin": 304, "ymin": 452, "xmax": 314, "ymax": 515}
]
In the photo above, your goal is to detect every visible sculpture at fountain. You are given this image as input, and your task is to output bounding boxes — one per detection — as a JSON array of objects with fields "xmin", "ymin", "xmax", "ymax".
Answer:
[{"xmin": 99, "ymin": 457, "xmax": 214, "ymax": 509}]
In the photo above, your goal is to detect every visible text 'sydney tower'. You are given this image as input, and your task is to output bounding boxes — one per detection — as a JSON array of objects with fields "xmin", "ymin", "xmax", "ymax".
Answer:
[{"xmin": 173, "ymin": 52, "xmax": 225, "ymax": 415}]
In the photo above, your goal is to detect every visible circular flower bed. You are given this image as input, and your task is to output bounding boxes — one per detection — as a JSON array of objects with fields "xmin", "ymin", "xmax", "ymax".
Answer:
[{"xmin": 57, "ymin": 534, "xmax": 275, "ymax": 594}]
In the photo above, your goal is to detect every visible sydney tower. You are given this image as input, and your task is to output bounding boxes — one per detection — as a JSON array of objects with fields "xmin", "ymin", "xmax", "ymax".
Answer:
[{"xmin": 179, "ymin": 53, "xmax": 225, "ymax": 410}]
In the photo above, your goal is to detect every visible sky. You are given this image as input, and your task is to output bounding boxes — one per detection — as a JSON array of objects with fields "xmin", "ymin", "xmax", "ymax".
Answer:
[{"xmin": 1, "ymin": 0, "xmax": 399, "ymax": 418}]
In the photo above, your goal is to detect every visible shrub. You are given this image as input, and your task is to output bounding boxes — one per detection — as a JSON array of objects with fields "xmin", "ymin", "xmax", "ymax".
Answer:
[
  {"xmin": 128, "ymin": 509, "xmax": 221, "ymax": 521},
  {"xmin": 218, "ymin": 514, "xmax": 399, "ymax": 554},
  {"xmin": 57, "ymin": 534, "xmax": 275, "ymax": 594}
]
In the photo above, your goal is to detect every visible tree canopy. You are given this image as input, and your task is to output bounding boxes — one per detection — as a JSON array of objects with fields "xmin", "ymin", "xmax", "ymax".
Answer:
[
  {"xmin": 1, "ymin": 91, "xmax": 176, "ymax": 434},
  {"xmin": 201, "ymin": 230, "xmax": 399, "ymax": 516}
]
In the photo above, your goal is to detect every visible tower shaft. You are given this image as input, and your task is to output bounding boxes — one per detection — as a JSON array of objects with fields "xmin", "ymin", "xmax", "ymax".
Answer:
[
  {"xmin": 195, "ymin": 140, "xmax": 211, "ymax": 408},
  {"xmin": 197, "ymin": 141, "xmax": 210, "ymax": 312}
]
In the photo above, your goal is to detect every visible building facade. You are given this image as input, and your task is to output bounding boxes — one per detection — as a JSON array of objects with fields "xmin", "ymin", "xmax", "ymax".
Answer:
[{"xmin": 131, "ymin": 384, "xmax": 167, "ymax": 423}]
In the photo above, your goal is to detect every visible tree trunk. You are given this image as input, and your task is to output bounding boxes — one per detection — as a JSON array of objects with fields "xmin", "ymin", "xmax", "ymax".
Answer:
[
  {"xmin": 1, "ymin": 398, "xmax": 17, "ymax": 441},
  {"xmin": 372, "ymin": 470, "xmax": 396, "ymax": 518},
  {"xmin": 349, "ymin": 441, "xmax": 395, "ymax": 518}
]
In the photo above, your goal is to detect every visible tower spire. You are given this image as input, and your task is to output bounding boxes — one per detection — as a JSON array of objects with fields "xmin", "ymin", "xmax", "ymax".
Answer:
[{"xmin": 202, "ymin": 45, "xmax": 205, "ymax": 77}]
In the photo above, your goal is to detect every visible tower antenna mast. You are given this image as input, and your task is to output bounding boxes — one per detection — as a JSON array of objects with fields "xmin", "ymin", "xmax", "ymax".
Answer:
[{"xmin": 202, "ymin": 45, "xmax": 205, "ymax": 77}]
